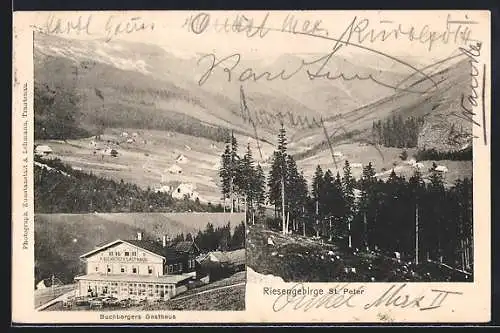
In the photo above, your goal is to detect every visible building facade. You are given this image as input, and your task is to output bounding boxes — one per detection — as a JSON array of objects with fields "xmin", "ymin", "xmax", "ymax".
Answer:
[{"xmin": 75, "ymin": 234, "xmax": 200, "ymax": 300}]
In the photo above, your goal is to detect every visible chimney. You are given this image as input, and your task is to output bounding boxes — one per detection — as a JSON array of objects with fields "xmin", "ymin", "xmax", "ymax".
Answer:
[
  {"xmin": 162, "ymin": 235, "xmax": 167, "ymax": 248},
  {"xmin": 137, "ymin": 232, "xmax": 143, "ymax": 241}
]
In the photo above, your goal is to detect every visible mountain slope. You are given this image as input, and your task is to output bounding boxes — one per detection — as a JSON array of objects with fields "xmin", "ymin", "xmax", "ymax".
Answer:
[
  {"xmin": 34, "ymin": 33, "xmax": 416, "ymax": 143},
  {"xmin": 294, "ymin": 57, "xmax": 474, "ymax": 158}
]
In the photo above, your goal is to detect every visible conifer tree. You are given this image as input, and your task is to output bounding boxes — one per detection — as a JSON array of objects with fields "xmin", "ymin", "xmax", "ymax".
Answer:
[
  {"xmin": 268, "ymin": 123, "xmax": 289, "ymax": 234},
  {"xmin": 342, "ymin": 160, "xmax": 355, "ymax": 247}
]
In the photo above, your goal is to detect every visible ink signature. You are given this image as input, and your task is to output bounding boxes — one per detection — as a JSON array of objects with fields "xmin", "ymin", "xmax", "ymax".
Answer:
[
  {"xmin": 271, "ymin": 283, "xmax": 463, "ymax": 313},
  {"xmin": 195, "ymin": 15, "xmax": 478, "ymax": 95},
  {"xmin": 36, "ymin": 14, "xmax": 155, "ymax": 42}
]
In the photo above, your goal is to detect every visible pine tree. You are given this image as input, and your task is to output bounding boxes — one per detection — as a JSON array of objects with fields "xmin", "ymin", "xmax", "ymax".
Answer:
[
  {"xmin": 312, "ymin": 165, "xmax": 324, "ymax": 211},
  {"xmin": 268, "ymin": 151, "xmax": 284, "ymax": 218},
  {"xmin": 219, "ymin": 139, "xmax": 232, "ymax": 210},
  {"xmin": 342, "ymin": 160, "xmax": 355, "ymax": 248},
  {"xmin": 254, "ymin": 163, "xmax": 266, "ymax": 221},
  {"xmin": 409, "ymin": 169, "xmax": 425, "ymax": 264},
  {"xmin": 229, "ymin": 131, "xmax": 241, "ymax": 213},
  {"xmin": 360, "ymin": 162, "xmax": 376, "ymax": 249},
  {"xmin": 239, "ymin": 142, "xmax": 256, "ymax": 221},
  {"xmin": 268, "ymin": 123, "xmax": 289, "ymax": 234},
  {"xmin": 322, "ymin": 169, "xmax": 338, "ymax": 239},
  {"xmin": 428, "ymin": 163, "xmax": 446, "ymax": 262},
  {"xmin": 311, "ymin": 165, "xmax": 324, "ymax": 237},
  {"xmin": 285, "ymin": 155, "xmax": 307, "ymax": 233}
]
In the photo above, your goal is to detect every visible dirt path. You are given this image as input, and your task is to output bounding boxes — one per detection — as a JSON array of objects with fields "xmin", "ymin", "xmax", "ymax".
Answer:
[
  {"xmin": 170, "ymin": 282, "xmax": 246, "ymax": 301},
  {"xmin": 36, "ymin": 288, "xmax": 77, "ymax": 311}
]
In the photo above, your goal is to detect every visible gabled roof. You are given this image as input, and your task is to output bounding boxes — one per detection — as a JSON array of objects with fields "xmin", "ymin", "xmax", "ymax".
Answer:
[
  {"xmin": 170, "ymin": 240, "xmax": 199, "ymax": 253},
  {"xmin": 35, "ymin": 145, "xmax": 52, "ymax": 152},
  {"xmin": 125, "ymin": 239, "xmax": 167, "ymax": 256},
  {"xmin": 206, "ymin": 249, "xmax": 246, "ymax": 266},
  {"xmin": 80, "ymin": 239, "xmax": 166, "ymax": 259},
  {"xmin": 80, "ymin": 239, "xmax": 200, "ymax": 260}
]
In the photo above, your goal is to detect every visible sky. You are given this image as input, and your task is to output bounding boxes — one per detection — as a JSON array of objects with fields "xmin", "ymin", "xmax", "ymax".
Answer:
[{"xmin": 19, "ymin": 10, "xmax": 489, "ymax": 66}]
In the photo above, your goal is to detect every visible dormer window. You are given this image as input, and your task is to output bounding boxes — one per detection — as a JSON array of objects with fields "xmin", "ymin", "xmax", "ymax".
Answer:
[
  {"xmin": 124, "ymin": 251, "xmax": 130, "ymax": 257},
  {"xmin": 109, "ymin": 251, "xmax": 114, "ymax": 256}
]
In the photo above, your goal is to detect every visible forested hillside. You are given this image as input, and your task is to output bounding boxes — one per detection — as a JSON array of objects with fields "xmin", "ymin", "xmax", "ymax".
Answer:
[{"xmin": 34, "ymin": 156, "xmax": 224, "ymax": 213}]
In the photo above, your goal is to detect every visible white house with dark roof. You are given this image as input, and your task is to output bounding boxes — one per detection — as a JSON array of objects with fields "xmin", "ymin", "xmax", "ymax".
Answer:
[
  {"xmin": 75, "ymin": 233, "xmax": 200, "ymax": 300},
  {"xmin": 35, "ymin": 145, "xmax": 53, "ymax": 156},
  {"xmin": 167, "ymin": 164, "xmax": 183, "ymax": 174}
]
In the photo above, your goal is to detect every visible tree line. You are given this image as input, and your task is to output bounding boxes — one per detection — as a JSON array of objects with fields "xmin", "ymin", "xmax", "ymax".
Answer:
[
  {"xmin": 34, "ymin": 82, "xmax": 90, "ymax": 140},
  {"xmin": 34, "ymin": 156, "xmax": 224, "ymax": 213},
  {"xmin": 372, "ymin": 115, "xmax": 425, "ymax": 148},
  {"xmin": 168, "ymin": 221, "xmax": 245, "ymax": 252},
  {"xmin": 219, "ymin": 132, "xmax": 267, "ymax": 222},
  {"xmin": 414, "ymin": 146, "xmax": 472, "ymax": 161},
  {"xmin": 218, "ymin": 128, "xmax": 308, "ymax": 233},
  {"xmin": 221, "ymin": 125, "xmax": 473, "ymax": 272}
]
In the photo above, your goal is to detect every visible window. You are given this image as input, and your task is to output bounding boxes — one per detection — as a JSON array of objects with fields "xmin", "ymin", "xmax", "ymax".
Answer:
[
  {"xmin": 95, "ymin": 265, "xmax": 98, "ymax": 272},
  {"xmin": 132, "ymin": 267, "xmax": 137, "ymax": 274},
  {"xmin": 179, "ymin": 263, "xmax": 183, "ymax": 272},
  {"xmin": 115, "ymin": 251, "xmax": 120, "ymax": 256},
  {"xmin": 148, "ymin": 267, "xmax": 153, "ymax": 274},
  {"xmin": 107, "ymin": 266, "xmax": 111, "ymax": 273},
  {"xmin": 121, "ymin": 266, "xmax": 125, "ymax": 273},
  {"xmin": 132, "ymin": 252, "xmax": 137, "ymax": 256},
  {"xmin": 168, "ymin": 265, "xmax": 173, "ymax": 273},
  {"xmin": 124, "ymin": 251, "xmax": 130, "ymax": 257},
  {"xmin": 109, "ymin": 251, "xmax": 114, "ymax": 256}
]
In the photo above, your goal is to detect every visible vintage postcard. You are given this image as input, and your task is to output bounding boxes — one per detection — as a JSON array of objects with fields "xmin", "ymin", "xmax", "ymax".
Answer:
[{"xmin": 12, "ymin": 10, "xmax": 490, "ymax": 324}]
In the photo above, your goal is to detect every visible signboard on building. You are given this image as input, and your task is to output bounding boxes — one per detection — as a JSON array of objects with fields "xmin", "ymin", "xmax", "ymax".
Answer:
[{"xmin": 100, "ymin": 257, "xmax": 148, "ymax": 263}]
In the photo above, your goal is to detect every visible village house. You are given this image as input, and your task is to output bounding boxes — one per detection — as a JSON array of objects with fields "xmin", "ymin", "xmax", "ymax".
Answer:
[
  {"xmin": 414, "ymin": 162, "xmax": 425, "ymax": 169},
  {"xmin": 35, "ymin": 145, "xmax": 53, "ymax": 156},
  {"xmin": 172, "ymin": 183, "xmax": 200, "ymax": 201},
  {"xmin": 75, "ymin": 232, "xmax": 200, "ymax": 300},
  {"xmin": 153, "ymin": 185, "xmax": 171, "ymax": 193},
  {"xmin": 435, "ymin": 165, "xmax": 449, "ymax": 173},
  {"xmin": 167, "ymin": 164, "xmax": 183, "ymax": 175},
  {"xmin": 196, "ymin": 249, "xmax": 246, "ymax": 282},
  {"xmin": 176, "ymin": 154, "xmax": 188, "ymax": 164}
]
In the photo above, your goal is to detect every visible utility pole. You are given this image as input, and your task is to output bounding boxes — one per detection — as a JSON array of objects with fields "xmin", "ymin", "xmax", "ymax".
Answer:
[
  {"xmin": 348, "ymin": 218, "xmax": 352, "ymax": 249},
  {"xmin": 230, "ymin": 176, "xmax": 234, "ymax": 214},
  {"xmin": 415, "ymin": 203, "xmax": 419, "ymax": 265},
  {"xmin": 302, "ymin": 206, "xmax": 306, "ymax": 236},
  {"xmin": 364, "ymin": 211, "xmax": 368, "ymax": 250},
  {"xmin": 244, "ymin": 195, "xmax": 248, "ymax": 229},
  {"xmin": 315, "ymin": 199, "xmax": 319, "ymax": 238},
  {"xmin": 281, "ymin": 176, "xmax": 286, "ymax": 235},
  {"xmin": 51, "ymin": 274, "xmax": 55, "ymax": 299}
]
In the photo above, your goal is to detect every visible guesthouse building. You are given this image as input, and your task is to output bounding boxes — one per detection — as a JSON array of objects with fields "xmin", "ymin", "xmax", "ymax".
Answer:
[{"xmin": 75, "ymin": 233, "xmax": 200, "ymax": 300}]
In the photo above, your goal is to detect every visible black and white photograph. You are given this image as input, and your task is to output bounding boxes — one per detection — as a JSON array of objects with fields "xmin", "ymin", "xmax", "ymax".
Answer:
[
  {"xmin": 12, "ymin": 10, "xmax": 491, "ymax": 323},
  {"xmin": 244, "ymin": 51, "xmax": 476, "ymax": 283},
  {"xmin": 32, "ymin": 30, "xmax": 248, "ymax": 312}
]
